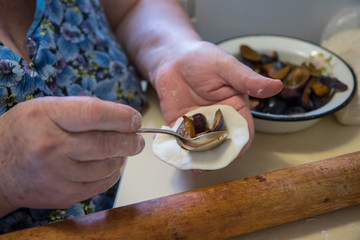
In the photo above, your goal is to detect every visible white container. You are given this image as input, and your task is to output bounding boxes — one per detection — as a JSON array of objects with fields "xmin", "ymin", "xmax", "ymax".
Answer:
[
  {"xmin": 218, "ymin": 35, "xmax": 356, "ymax": 133},
  {"xmin": 321, "ymin": 8, "xmax": 360, "ymax": 125}
]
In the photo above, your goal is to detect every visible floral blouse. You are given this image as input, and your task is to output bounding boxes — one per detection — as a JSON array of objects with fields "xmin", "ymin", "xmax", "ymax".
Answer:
[{"xmin": 0, "ymin": 0, "xmax": 146, "ymax": 234}]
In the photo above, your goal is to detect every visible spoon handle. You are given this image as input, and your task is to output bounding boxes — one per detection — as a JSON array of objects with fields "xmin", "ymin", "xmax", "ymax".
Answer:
[{"xmin": 138, "ymin": 128, "xmax": 183, "ymax": 139}]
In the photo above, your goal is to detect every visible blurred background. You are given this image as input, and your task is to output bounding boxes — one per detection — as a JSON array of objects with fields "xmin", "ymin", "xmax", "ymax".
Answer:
[{"xmin": 179, "ymin": 0, "xmax": 360, "ymax": 44}]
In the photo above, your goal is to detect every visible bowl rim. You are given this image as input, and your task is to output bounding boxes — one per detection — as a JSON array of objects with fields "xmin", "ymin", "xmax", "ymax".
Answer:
[{"xmin": 217, "ymin": 34, "xmax": 357, "ymax": 122}]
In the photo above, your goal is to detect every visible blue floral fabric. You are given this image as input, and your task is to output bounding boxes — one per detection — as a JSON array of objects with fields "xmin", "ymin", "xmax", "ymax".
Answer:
[
  {"xmin": 0, "ymin": 0, "xmax": 146, "ymax": 234},
  {"xmin": 0, "ymin": 0, "xmax": 146, "ymax": 114}
]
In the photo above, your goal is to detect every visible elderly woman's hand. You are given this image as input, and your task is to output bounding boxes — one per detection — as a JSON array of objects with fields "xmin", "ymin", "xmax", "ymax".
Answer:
[
  {"xmin": 109, "ymin": 0, "xmax": 282, "ymax": 157},
  {"xmin": 152, "ymin": 41, "xmax": 283, "ymax": 153},
  {"xmin": 0, "ymin": 97, "xmax": 144, "ymax": 216}
]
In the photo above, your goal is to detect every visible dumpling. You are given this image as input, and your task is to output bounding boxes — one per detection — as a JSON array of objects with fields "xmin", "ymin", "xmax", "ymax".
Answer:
[{"xmin": 152, "ymin": 105, "xmax": 249, "ymax": 170}]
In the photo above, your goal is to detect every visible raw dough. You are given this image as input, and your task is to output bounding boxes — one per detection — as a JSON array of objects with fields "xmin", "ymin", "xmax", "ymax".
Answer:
[{"xmin": 152, "ymin": 105, "xmax": 249, "ymax": 170}]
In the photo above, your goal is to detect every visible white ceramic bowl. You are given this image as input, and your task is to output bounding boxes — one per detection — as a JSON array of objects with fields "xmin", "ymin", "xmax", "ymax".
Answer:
[{"xmin": 217, "ymin": 35, "xmax": 357, "ymax": 134}]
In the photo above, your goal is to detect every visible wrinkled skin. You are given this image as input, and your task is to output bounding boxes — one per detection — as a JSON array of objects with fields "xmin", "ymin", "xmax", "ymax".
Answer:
[
  {"xmin": 0, "ymin": 97, "xmax": 144, "ymax": 213},
  {"xmin": 152, "ymin": 41, "xmax": 283, "ymax": 154},
  {"xmin": 0, "ymin": 0, "xmax": 283, "ymax": 217}
]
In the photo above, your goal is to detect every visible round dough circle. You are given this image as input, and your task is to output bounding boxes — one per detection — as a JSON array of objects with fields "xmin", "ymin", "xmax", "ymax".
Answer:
[{"xmin": 152, "ymin": 105, "xmax": 249, "ymax": 170}]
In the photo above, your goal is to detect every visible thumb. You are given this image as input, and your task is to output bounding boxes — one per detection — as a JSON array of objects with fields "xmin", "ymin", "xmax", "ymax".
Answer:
[{"xmin": 223, "ymin": 56, "xmax": 283, "ymax": 98}]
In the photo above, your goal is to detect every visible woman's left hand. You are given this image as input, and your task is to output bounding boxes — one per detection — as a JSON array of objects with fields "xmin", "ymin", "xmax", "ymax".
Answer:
[
  {"xmin": 109, "ymin": 0, "xmax": 282, "ymax": 155},
  {"xmin": 152, "ymin": 41, "xmax": 283, "ymax": 153}
]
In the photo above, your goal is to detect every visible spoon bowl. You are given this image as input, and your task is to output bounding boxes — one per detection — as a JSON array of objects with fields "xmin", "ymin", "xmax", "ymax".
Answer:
[{"xmin": 138, "ymin": 128, "xmax": 229, "ymax": 151}]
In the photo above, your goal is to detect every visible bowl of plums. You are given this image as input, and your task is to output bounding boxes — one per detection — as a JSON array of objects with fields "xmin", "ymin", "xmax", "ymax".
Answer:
[{"xmin": 217, "ymin": 35, "xmax": 356, "ymax": 133}]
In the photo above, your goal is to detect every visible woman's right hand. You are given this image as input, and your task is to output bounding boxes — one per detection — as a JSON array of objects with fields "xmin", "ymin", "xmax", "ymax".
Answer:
[{"xmin": 0, "ymin": 96, "xmax": 144, "ymax": 217}]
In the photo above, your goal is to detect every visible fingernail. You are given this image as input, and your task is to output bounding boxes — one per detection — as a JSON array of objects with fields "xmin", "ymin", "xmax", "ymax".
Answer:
[
  {"xmin": 131, "ymin": 112, "xmax": 142, "ymax": 131},
  {"xmin": 136, "ymin": 135, "xmax": 145, "ymax": 154}
]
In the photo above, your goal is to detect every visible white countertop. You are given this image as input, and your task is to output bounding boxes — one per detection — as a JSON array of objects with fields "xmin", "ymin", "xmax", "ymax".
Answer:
[{"xmin": 114, "ymin": 87, "xmax": 360, "ymax": 240}]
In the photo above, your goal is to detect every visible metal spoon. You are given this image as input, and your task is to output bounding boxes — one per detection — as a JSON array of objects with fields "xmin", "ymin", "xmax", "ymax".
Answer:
[{"xmin": 138, "ymin": 128, "xmax": 229, "ymax": 152}]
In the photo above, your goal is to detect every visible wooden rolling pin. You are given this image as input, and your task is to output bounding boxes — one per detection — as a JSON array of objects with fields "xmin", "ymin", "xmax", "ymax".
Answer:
[{"xmin": 2, "ymin": 151, "xmax": 360, "ymax": 240}]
